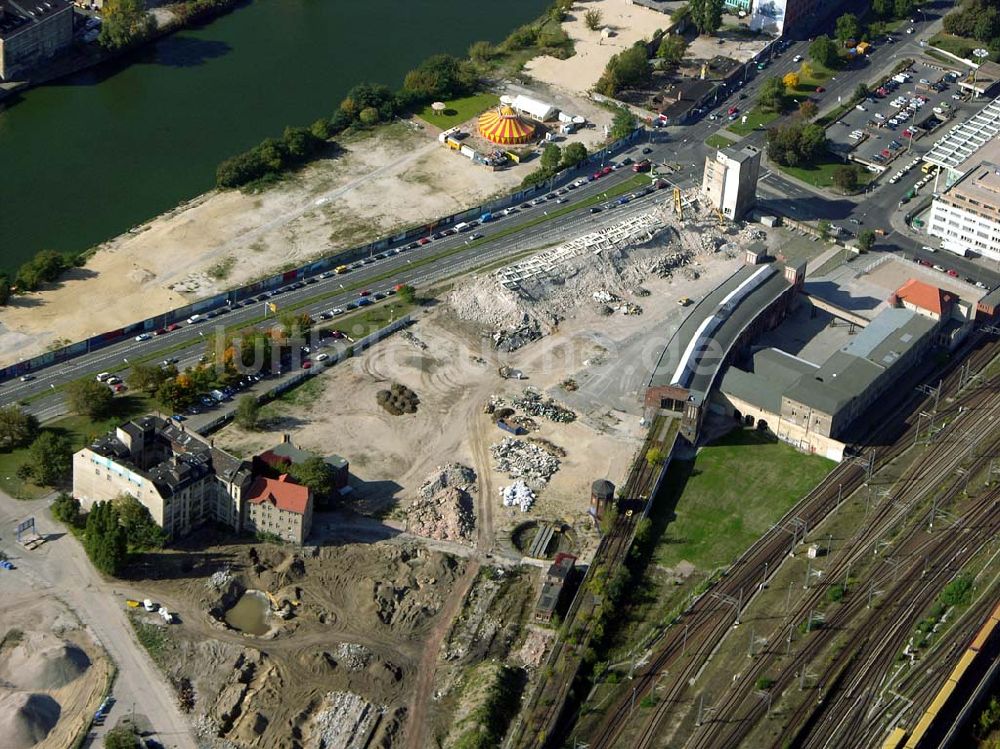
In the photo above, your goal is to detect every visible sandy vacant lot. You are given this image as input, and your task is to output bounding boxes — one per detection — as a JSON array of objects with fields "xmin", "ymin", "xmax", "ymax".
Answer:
[
  {"xmin": 525, "ymin": 0, "xmax": 673, "ymax": 94},
  {"xmin": 0, "ymin": 589, "xmax": 112, "ymax": 749}
]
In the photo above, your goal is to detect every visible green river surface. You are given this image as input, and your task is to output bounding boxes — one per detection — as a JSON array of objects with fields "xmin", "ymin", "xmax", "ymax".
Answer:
[{"xmin": 0, "ymin": 0, "xmax": 549, "ymax": 271}]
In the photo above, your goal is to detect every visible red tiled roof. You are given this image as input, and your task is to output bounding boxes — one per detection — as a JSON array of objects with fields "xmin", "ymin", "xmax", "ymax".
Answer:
[
  {"xmin": 895, "ymin": 279, "xmax": 954, "ymax": 316},
  {"xmin": 247, "ymin": 474, "xmax": 310, "ymax": 514}
]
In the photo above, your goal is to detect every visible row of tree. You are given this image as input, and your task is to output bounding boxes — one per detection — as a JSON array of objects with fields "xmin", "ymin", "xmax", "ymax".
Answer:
[
  {"xmin": 54, "ymin": 493, "xmax": 165, "ymax": 576},
  {"xmin": 943, "ymin": 0, "xmax": 1000, "ymax": 56},
  {"xmin": 520, "ymin": 141, "xmax": 589, "ymax": 188}
]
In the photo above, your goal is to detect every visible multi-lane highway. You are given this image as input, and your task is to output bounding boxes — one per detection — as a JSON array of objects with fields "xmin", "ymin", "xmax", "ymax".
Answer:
[{"xmin": 6, "ymin": 1, "xmax": 996, "ymax": 421}]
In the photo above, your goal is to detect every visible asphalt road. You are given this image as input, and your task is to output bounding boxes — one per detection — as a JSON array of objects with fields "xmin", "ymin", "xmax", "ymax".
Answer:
[
  {"xmin": 7, "ymin": 0, "xmax": 993, "ymax": 421},
  {"xmin": 0, "ymin": 492, "xmax": 197, "ymax": 749}
]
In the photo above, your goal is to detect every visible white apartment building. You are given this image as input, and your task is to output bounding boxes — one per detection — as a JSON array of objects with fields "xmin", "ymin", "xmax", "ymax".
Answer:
[
  {"xmin": 702, "ymin": 144, "xmax": 761, "ymax": 221},
  {"xmin": 928, "ymin": 161, "xmax": 1000, "ymax": 261}
]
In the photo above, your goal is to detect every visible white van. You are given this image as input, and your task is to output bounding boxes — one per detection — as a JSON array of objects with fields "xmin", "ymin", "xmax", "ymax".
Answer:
[
  {"xmin": 96, "ymin": 372, "xmax": 111, "ymax": 382},
  {"xmin": 453, "ymin": 222, "xmax": 472, "ymax": 233}
]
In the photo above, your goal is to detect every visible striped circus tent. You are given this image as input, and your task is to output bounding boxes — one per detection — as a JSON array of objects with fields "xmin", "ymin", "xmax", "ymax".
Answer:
[{"xmin": 477, "ymin": 105, "xmax": 536, "ymax": 145}]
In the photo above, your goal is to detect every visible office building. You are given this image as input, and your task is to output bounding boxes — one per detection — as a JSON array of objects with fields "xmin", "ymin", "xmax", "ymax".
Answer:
[
  {"xmin": 0, "ymin": 0, "xmax": 73, "ymax": 81},
  {"xmin": 702, "ymin": 144, "xmax": 761, "ymax": 221},
  {"xmin": 928, "ymin": 161, "xmax": 1000, "ymax": 262}
]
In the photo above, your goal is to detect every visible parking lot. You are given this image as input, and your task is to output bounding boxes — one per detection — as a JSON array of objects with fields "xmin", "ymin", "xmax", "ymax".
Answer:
[{"xmin": 827, "ymin": 60, "xmax": 966, "ymax": 171}]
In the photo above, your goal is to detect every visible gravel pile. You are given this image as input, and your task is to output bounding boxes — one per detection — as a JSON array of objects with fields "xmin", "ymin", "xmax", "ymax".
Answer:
[
  {"xmin": 491, "ymin": 438, "xmax": 560, "ymax": 487},
  {"xmin": 207, "ymin": 568, "xmax": 233, "ymax": 589}
]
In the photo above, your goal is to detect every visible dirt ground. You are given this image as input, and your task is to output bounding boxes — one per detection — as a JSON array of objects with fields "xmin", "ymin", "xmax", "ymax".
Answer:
[
  {"xmin": 215, "ymin": 301, "xmax": 644, "ymax": 561},
  {"xmin": 524, "ymin": 0, "xmax": 674, "ymax": 94},
  {"xmin": 122, "ymin": 538, "xmax": 473, "ymax": 748},
  {"xmin": 0, "ymin": 588, "xmax": 113, "ymax": 749}
]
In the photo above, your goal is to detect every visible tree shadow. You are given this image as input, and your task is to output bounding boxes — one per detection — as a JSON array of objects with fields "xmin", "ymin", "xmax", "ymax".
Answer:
[{"xmin": 140, "ymin": 36, "xmax": 232, "ymax": 69}]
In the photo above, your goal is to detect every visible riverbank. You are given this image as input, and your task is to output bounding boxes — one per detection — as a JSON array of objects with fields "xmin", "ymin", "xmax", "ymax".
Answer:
[
  {"xmin": 0, "ymin": 0, "xmax": 245, "ymax": 101},
  {"xmin": 0, "ymin": 97, "xmax": 614, "ymax": 365}
]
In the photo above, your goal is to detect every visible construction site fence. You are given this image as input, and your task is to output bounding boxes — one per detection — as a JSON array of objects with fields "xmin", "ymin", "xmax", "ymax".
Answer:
[
  {"xmin": 194, "ymin": 316, "xmax": 412, "ymax": 436},
  {"xmin": 0, "ymin": 129, "xmax": 643, "ymax": 384}
]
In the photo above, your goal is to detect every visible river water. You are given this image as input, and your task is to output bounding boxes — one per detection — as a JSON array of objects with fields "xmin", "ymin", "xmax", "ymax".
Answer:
[{"xmin": 0, "ymin": 0, "xmax": 549, "ymax": 271}]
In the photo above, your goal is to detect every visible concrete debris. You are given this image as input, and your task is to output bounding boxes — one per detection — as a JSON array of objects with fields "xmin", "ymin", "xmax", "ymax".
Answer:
[
  {"xmin": 408, "ymin": 486, "xmax": 475, "ymax": 542},
  {"xmin": 500, "ymin": 481, "xmax": 536, "ymax": 512},
  {"xmin": 418, "ymin": 463, "xmax": 478, "ymax": 500},
  {"xmin": 491, "ymin": 438, "xmax": 560, "ymax": 487},
  {"xmin": 492, "ymin": 315, "xmax": 543, "ymax": 352},
  {"xmin": 401, "ymin": 331, "xmax": 428, "ymax": 350},
  {"xmin": 616, "ymin": 302, "xmax": 643, "ymax": 315},
  {"xmin": 592, "ymin": 289, "xmax": 619, "ymax": 304},
  {"xmin": 512, "ymin": 388, "xmax": 576, "ymax": 423},
  {"xmin": 207, "ymin": 568, "xmax": 234, "ymax": 590},
  {"xmin": 310, "ymin": 691, "xmax": 385, "ymax": 749},
  {"xmin": 335, "ymin": 643, "xmax": 373, "ymax": 672}
]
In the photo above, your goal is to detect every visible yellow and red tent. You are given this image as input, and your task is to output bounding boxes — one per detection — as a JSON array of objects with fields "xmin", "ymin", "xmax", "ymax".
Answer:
[{"xmin": 477, "ymin": 106, "xmax": 536, "ymax": 145}]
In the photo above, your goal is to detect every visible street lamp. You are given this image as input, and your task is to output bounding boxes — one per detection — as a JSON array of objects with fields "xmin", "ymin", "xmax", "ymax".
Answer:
[{"xmin": 972, "ymin": 49, "xmax": 989, "ymax": 98}]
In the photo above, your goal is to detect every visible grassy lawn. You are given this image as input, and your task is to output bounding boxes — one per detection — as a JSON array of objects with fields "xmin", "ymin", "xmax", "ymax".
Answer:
[
  {"xmin": 777, "ymin": 151, "xmax": 875, "ymax": 192},
  {"xmin": 705, "ymin": 133, "xmax": 739, "ymax": 149},
  {"xmin": 415, "ymin": 92, "xmax": 500, "ymax": 128},
  {"xmin": 0, "ymin": 394, "xmax": 153, "ymax": 500},
  {"xmin": 323, "ymin": 297, "xmax": 417, "ymax": 340},
  {"xmin": 727, "ymin": 108, "xmax": 779, "ymax": 136},
  {"xmin": 652, "ymin": 429, "xmax": 834, "ymax": 571},
  {"xmin": 929, "ymin": 32, "xmax": 978, "ymax": 60}
]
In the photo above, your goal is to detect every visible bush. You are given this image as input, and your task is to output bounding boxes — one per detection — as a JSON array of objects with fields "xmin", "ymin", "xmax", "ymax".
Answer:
[
  {"xmin": 52, "ymin": 493, "xmax": 83, "ymax": 527},
  {"xmin": 939, "ymin": 574, "xmax": 974, "ymax": 607},
  {"xmin": 584, "ymin": 9, "xmax": 603, "ymax": 30},
  {"xmin": 15, "ymin": 249, "xmax": 74, "ymax": 292},
  {"xmin": 595, "ymin": 43, "xmax": 652, "ymax": 96},
  {"xmin": 755, "ymin": 676, "xmax": 775, "ymax": 689}
]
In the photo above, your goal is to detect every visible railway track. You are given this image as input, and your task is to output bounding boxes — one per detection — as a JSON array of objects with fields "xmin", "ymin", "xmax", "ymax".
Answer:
[
  {"xmin": 684, "ymin": 419, "xmax": 1000, "ymax": 749},
  {"xmin": 506, "ymin": 417, "xmax": 670, "ymax": 748},
  {"xmin": 585, "ymin": 334, "xmax": 1000, "ymax": 749}
]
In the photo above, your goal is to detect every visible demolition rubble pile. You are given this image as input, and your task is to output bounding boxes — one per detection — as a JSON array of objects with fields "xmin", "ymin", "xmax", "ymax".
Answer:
[
  {"xmin": 407, "ymin": 464, "xmax": 477, "ymax": 542},
  {"xmin": 511, "ymin": 389, "xmax": 576, "ymax": 423},
  {"xmin": 336, "ymin": 643, "xmax": 373, "ymax": 672},
  {"xmin": 491, "ymin": 438, "xmax": 560, "ymax": 489},
  {"xmin": 448, "ymin": 200, "xmax": 759, "ymax": 348},
  {"xmin": 310, "ymin": 691, "xmax": 385, "ymax": 748},
  {"xmin": 500, "ymin": 481, "xmax": 536, "ymax": 512}
]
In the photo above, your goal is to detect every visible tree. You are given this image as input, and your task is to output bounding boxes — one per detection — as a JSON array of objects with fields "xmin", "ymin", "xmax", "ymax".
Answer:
[
  {"xmin": 0, "ymin": 404, "xmax": 39, "ymax": 450},
  {"xmin": 104, "ymin": 725, "xmax": 140, "ymax": 749},
  {"xmin": 402, "ymin": 53, "xmax": 471, "ymax": 102},
  {"xmin": 584, "ymin": 9, "xmax": 603, "ymax": 30},
  {"xmin": 758, "ymin": 77, "xmax": 788, "ymax": 112},
  {"xmin": 857, "ymin": 229, "xmax": 876, "ymax": 251},
  {"xmin": 782, "ymin": 72, "xmax": 800, "ymax": 90},
  {"xmin": 853, "ymin": 83, "xmax": 870, "ymax": 102},
  {"xmin": 656, "ymin": 34, "xmax": 688, "ymax": 64},
  {"xmin": 358, "ymin": 107, "xmax": 379, "ymax": 126},
  {"xmin": 127, "ymin": 362, "xmax": 169, "ymax": 395},
  {"xmin": 98, "ymin": 0, "xmax": 154, "ymax": 51},
  {"xmin": 872, "ymin": 0, "xmax": 893, "ymax": 17},
  {"xmin": 468, "ymin": 40, "xmax": 495, "ymax": 63},
  {"xmin": 833, "ymin": 165, "xmax": 860, "ymax": 193},
  {"xmin": 0, "ymin": 274, "xmax": 9, "ymax": 306},
  {"xmin": 835, "ymin": 13, "xmax": 862, "ymax": 44},
  {"xmin": 688, "ymin": 0, "xmax": 724, "ymax": 35},
  {"xmin": 24, "ymin": 431, "xmax": 72, "ymax": 487},
  {"xmin": 114, "ymin": 494, "xmax": 165, "ymax": 549},
  {"xmin": 595, "ymin": 43, "xmax": 652, "ymax": 95},
  {"xmin": 798, "ymin": 99, "xmax": 818, "ymax": 119},
  {"xmin": 235, "ymin": 395, "xmax": 261, "ymax": 430},
  {"xmin": 288, "ymin": 456, "xmax": 336, "ymax": 500},
  {"xmin": 766, "ymin": 121, "xmax": 828, "ymax": 167},
  {"xmin": 396, "ymin": 284, "xmax": 417, "ymax": 305},
  {"xmin": 817, "ymin": 219, "xmax": 832, "ymax": 241},
  {"xmin": 540, "ymin": 143, "xmax": 562, "ymax": 172},
  {"xmin": 894, "ymin": 0, "xmax": 915, "ymax": 20},
  {"xmin": 84, "ymin": 501, "xmax": 128, "ymax": 576},
  {"xmin": 610, "ymin": 107, "xmax": 637, "ymax": 140},
  {"xmin": 52, "ymin": 493, "xmax": 82, "ymax": 527},
  {"xmin": 809, "ymin": 35, "xmax": 840, "ymax": 68},
  {"xmin": 646, "ymin": 446, "xmax": 667, "ymax": 466},
  {"xmin": 561, "ymin": 142, "xmax": 588, "ymax": 168},
  {"xmin": 66, "ymin": 378, "xmax": 115, "ymax": 420}
]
